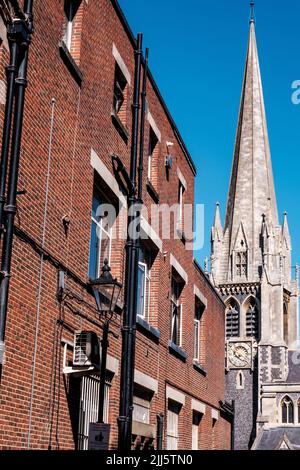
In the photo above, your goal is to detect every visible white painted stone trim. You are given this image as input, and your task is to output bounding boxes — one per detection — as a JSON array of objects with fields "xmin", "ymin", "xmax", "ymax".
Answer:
[
  {"xmin": 107, "ymin": 355, "xmax": 119, "ymax": 376},
  {"xmin": 140, "ymin": 216, "xmax": 162, "ymax": 252},
  {"xmin": 262, "ymin": 384, "xmax": 300, "ymax": 393},
  {"xmin": 170, "ymin": 254, "xmax": 188, "ymax": 284},
  {"xmin": 211, "ymin": 409, "xmax": 219, "ymax": 421},
  {"xmin": 191, "ymin": 399, "xmax": 206, "ymax": 415},
  {"xmin": 177, "ymin": 168, "xmax": 187, "ymax": 190},
  {"xmin": 134, "ymin": 369, "xmax": 158, "ymax": 394},
  {"xmin": 112, "ymin": 43, "xmax": 131, "ymax": 85},
  {"xmin": 147, "ymin": 111, "xmax": 161, "ymax": 142},
  {"xmin": 90, "ymin": 149, "xmax": 127, "ymax": 208},
  {"xmin": 166, "ymin": 385, "xmax": 185, "ymax": 405},
  {"xmin": 193, "ymin": 285, "xmax": 208, "ymax": 308}
]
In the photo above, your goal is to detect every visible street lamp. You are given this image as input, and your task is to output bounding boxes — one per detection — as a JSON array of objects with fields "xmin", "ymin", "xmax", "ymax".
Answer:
[
  {"xmin": 89, "ymin": 259, "xmax": 122, "ymax": 424},
  {"xmin": 89, "ymin": 259, "xmax": 122, "ymax": 316}
]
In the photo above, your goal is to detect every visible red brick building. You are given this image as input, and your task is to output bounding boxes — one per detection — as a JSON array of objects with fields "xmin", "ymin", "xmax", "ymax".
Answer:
[{"xmin": 0, "ymin": 0, "xmax": 232, "ymax": 450}]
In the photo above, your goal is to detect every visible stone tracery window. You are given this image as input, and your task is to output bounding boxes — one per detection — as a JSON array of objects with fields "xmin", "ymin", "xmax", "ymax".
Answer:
[
  {"xmin": 281, "ymin": 396, "xmax": 294, "ymax": 424},
  {"xmin": 246, "ymin": 298, "xmax": 259, "ymax": 339},
  {"xmin": 226, "ymin": 298, "xmax": 240, "ymax": 339},
  {"xmin": 236, "ymin": 371, "xmax": 245, "ymax": 390}
]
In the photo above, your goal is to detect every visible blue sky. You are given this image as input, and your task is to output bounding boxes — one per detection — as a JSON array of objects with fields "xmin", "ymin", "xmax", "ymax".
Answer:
[{"xmin": 119, "ymin": 0, "xmax": 300, "ymax": 270}]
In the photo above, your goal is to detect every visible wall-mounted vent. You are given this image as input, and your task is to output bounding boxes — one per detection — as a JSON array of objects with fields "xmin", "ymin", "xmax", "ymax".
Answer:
[{"xmin": 73, "ymin": 331, "xmax": 100, "ymax": 367}]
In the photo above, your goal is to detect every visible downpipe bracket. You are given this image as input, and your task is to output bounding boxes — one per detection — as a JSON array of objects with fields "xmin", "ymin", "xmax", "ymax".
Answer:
[
  {"xmin": 122, "ymin": 325, "xmax": 137, "ymax": 334},
  {"xmin": 4, "ymin": 204, "xmax": 17, "ymax": 215},
  {"xmin": 0, "ymin": 271, "xmax": 11, "ymax": 281}
]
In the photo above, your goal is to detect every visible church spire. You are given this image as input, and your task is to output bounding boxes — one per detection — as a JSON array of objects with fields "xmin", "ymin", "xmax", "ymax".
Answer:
[
  {"xmin": 211, "ymin": 202, "xmax": 223, "ymax": 242},
  {"xmin": 224, "ymin": 13, "xmax": 279, "ymax": 277}
]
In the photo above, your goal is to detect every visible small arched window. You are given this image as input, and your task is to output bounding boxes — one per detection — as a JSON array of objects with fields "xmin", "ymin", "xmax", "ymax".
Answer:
[
  {"xmin": 226, "ymin": 299, "xmax": 240, "ymax": 339},
  {"xmin": 246, "ymin": 298, "xmax": 259, "ymax": 339},
  {"xmin": 281, "ymin": 396, "xmax": 294, "ymax": 424},
  {"xmin": 236, "ymin": 371, "xmax": 245, "ymax": 390}
]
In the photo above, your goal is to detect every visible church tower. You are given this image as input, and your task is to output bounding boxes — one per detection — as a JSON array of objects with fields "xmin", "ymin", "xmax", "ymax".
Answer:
[{"xmin": 211, "ymin": 4, "xmax": 299, "ymax": 450}]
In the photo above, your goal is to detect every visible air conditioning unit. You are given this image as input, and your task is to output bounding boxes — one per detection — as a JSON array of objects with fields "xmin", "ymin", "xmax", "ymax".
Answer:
[
  {"xmin": 73, "ymin": 331, "xmax": 100, "ymax": 368},
  {"xmin": 165, "ymin": 155, "xmax": 173, "ymax": 169}
]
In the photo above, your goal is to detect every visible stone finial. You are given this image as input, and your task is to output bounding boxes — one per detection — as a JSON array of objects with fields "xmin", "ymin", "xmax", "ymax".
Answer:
[
  {"xmin": 204, "ymin": 257, "xmax": 209, "ymax": 274},
  {"xmin": 250, "ymin": 1, "xmax": 255, "ymax": 24}
]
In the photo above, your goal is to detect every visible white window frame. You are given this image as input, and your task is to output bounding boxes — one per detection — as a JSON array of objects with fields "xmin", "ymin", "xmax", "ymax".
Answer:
[
  {"xmin": 89, "ymin": 186, "xmax": 113, "ymax": 279},
  {"xmin": 192, "ymin": 423, "xmax": 198, "ymax": 450},
  {"xmin": 132, "ymin": 395, "xmax": 150, "ymax": 425},
  {"xmin": 147, "ymin": 126, "xmax": 159, "ymax": 182},
  {"xmin": 137, "ymin": 260, "xmax": 151, "ymax": 320},
  {"xmin": 171, "ymin": 279, "xmax": 182, "ymax": 347},
  {"xmin": 192, "ymin": 411, "xmax": 201, "ymax": 450},
  {"xmin": 91, "ymin": 213, "xmax": 112, "ymax": 275},
  {"xmin": 178, "ymin": 181, "xmax": 184, "ymax": 230},
  {"xmin": 194, "ymin": 317, "xmax": 200, "ymax": 361},
  {"xmin": 167, "ymin": 406, "xmax": 179, "ymax": 450},
  {"xmin": 148, "ymin": 152, "xmax": 152, "ymax": 181}
]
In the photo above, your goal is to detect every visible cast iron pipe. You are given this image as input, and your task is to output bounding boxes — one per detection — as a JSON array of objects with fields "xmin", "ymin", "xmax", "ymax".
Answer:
[
  {"xmin": 156, "ymin": 413, "xmax": 164, "ymax": 450},
  {"xmin": 118, "ymin": 33, "xmax": 143, "ymax": 451},
  {"xmin": 0, "ymin": 30, "xmax": 19, "ymax": 236},
  {"xmin": 137, "ymin": 48, "xmax": 149, "ymax": 201},
  {"xmin": 0, "ymin": 0, "xmax": 33, "ymax": 367},
  {"xmin": 98, "ymin": 320, "xmax": 109, "ymax": 424}
]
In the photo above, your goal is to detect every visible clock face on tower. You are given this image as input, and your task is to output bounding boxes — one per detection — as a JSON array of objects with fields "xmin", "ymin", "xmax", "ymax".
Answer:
[{"xmin": 227, "ymin": 341, "xmax": 252, "ymax": 369}]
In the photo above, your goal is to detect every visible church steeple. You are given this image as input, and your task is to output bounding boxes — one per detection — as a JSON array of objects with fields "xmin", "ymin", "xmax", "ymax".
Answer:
[
  {"xmin": 212, "ymin": 202, "xmax": 223, "ymax": 242},
  {"xmin": 211, "ymin": 7, "xmax": 299, "ymax": 451},
  {"xmin": 224, "ymin": 12, "xmax": 279, "ymax": 280}
]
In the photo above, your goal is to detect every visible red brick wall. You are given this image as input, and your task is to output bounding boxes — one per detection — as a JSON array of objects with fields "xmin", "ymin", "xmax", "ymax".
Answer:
[{"xmin": 0, "ymin": 0, "xmax": 231, "ymax": 450}]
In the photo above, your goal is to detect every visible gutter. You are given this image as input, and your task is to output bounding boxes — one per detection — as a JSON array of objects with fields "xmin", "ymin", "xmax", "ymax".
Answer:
[{"xmin": 110, "ymin": 0, "xmax": 197, "ymax": 177}]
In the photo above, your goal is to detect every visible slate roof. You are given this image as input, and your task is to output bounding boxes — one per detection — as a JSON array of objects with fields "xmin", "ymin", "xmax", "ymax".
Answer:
[{"xmin": 253, "ymin": 427, "xmax": 300, "ymax": 450}]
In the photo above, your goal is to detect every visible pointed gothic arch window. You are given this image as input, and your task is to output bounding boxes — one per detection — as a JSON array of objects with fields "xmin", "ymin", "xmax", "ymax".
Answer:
[
  {"xmin": 225, "ymin": 298, "xmax": 240, "ymax": 339},
  {"xmin": 281, "ymin": 396, "xmax": 294, "ymax": 424},
  {"xmin": 245, "ymin": 297, "xmax": 259, "ymax": 339},
  {"xmin": 236, "ymin": 371, "xmax": 245, "ymax": 390}
]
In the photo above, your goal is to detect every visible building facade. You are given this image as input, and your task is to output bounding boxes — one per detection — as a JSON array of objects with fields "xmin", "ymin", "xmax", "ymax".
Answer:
[
  {"xmin": 0, "ymin": 0, "xmax": 231, "ymax": 450},
  {"xmin": 211, "ymin": 14, "xmax": 300, "ymax": 450}
]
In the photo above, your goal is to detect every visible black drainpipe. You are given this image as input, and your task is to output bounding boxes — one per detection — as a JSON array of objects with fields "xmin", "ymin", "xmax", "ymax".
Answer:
[
  {"xmin": 137, "ymin": 47, "xmax": 149, "ymax": 201},
  {"xmin": 0, "ymin": 0, "xmax": 34, "ymax": 370},
  {"xmin": 156, "ymin": 413, "xmax": 164, "ymax": 450},
  {"xmin": 118, "ymin": 33, "xmax": 143, "ymax": 451},
  {"xmin": 0, "ymin": 25, "xmax": 19, "ymax": 236}
]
